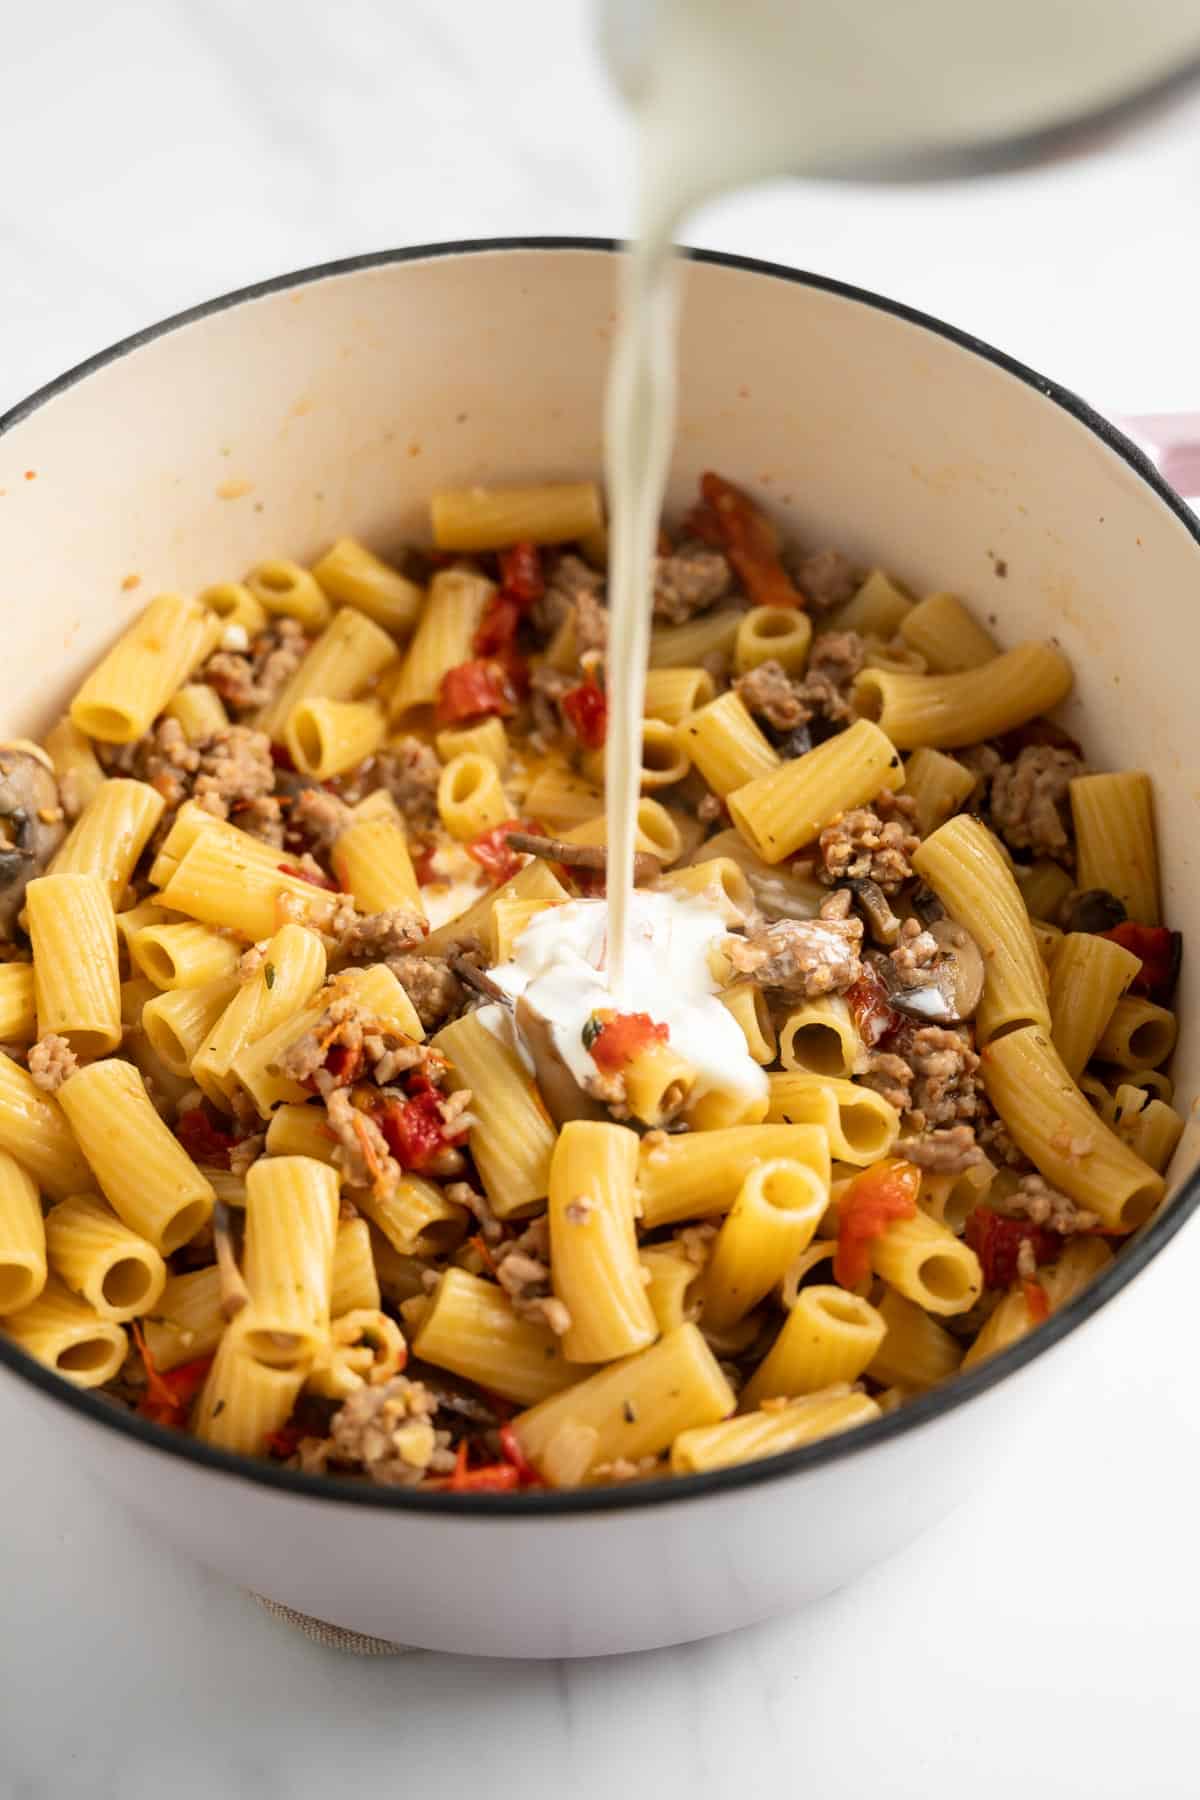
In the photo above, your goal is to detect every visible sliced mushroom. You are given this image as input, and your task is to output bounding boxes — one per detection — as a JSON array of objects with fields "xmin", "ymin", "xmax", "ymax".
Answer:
[
  {"xmin": 880, "ymin": 918, "xmax": 986, "ymax": 1026},
  {"xmin": 1063, "ymin": 888, "xmax": 1127, "ymax": 935},
  {"xmin": 911, "ymin": 883, "xmax": 947, "ymax": 927},
  {"xmin": 0, "ymin": 743, "xmax": 66, "ymax": 938},
  {"xmin": 842, "ymin": 876, "xmax": 901, "ymax": 947},
  {"xmin": 505, "ymin": 832, "xmax": 663, "ymax": 885},
  {"xmin": 514, "ymin": 993, "xmax": 608, "ymax": 1127}
]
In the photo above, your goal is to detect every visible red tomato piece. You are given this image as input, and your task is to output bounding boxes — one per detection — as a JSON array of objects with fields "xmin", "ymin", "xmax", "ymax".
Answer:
[
  {"xmin": 270, "ymin": 742, "xmax": 297, "ymax": 772},
  {"xmin": 1022, "ymin": 1278, "xmax": 1051, "ymax": 1324},
  {"xmin": 1099, "ymin": 921, "xmax": 1181, "ymax": 1002},
  {"xmin": 561, "ymin": 675, "xmax": 607, "ymax": 749},
  {"xmin": 474, "ymin": 594, "xmax": 524, "ymax": 657},
  {"xmin": 963, "ymin": 1204, "xmax": 1064, "ymax": 1290},
  {"xmin": 277, "ymin": 861, "xmax": 337, "ymax": 892},
  {"xmin": 498, "ymin": 541, "xmax": 544, "ymax": 603},
  {"xmin": 586, "ymin": 1011, "xmax": 670, "ymax": 1074},
  {"xmin": 685, "ymin": 471, "xmax": 805, "ymax": 609},
  {"xmin": 175, "ymin": 1106, "xmax": 238, "ymax": 1170},
  {"xmin": 265, "ymin": 1422, "xmax": 306, "ymax": 1460},
  {"xmin": 322, "ymin": 1042, "xmax": 363, "ymax": 1086},
  {"xmin": 844, "ymin": 966, "xmax": 901, "ymax": 1048},
  {"xmin": 498, "ymin": 1420, "xmax": 544, "ymax": 1488},
  {"xmin": 467, "ymin": 818, "xmax": 531, "ymax": 885},
  {"xmin": 834, "ymin": 1159, "xmax": 921, "ymax": 1289},
  {"xmin": 132, "ymin": 1321, "xmax": 214, "ymax": 1428},
  {"xmin": 436, "ymin": 657, "xmax": 519, "ymax": 725},
  {"xmin": 378, "ymin": 1091, "xmax": 466, "ymax": 1172}
]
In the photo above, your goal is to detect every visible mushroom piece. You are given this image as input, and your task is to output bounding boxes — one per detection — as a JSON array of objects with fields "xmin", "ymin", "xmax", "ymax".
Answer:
[
  {"xmin": 514, "ymin": 993, "xmax": 608, "ymax": 1127},
  {"xmin": 910, "ymin": 883, "xmax": 946, "ymax": 927},
  {"xmin": 1063, "ymin": 888, "xmax": 1127, "ymax": 935},
  {"xmin": 841, "ymin": 876, "xmax": 901, "ymax": 947},
  {"xmin": 0, "ymin": 742, "xmax": 67, "ymax": 938},
  {"xmin": 883, "ymin": 918, "xmax": 986, "ymax": 1025}
]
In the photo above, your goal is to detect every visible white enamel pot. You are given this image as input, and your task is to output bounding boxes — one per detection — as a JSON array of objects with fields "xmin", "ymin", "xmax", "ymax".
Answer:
[{"xmin": 1, "ymin": 240, "xmax": 1197, "ymax": 1659}]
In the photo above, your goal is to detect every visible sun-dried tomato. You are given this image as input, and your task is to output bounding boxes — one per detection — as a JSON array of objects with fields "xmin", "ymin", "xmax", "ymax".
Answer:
[
  {"xmin": 497, "ymin": 541, "xmax": 544, "ymax": 604},
  {"xmin": 1099, "ymin": 922, "xmax": 1181, "ymax": 1003},
  {"xmin": 684, "ymin": 470, "xmax": 804, "ymax": 609},
  {"xmin": 834, "ymin": 1159, "xmax": 920, "ymax": 1288},
  {"xmin": 562, "ymin": 673, "xmax": 607, "ymax": 749},
  {"xmin": 175, "ymin": 1106, "xmax": 238, "ymax": 1170},
  {"xmin": 964, "ymin": 1204, "xmax": 1064, "ymax": 1289},
  {"xmin": 436, "ymin": 657, "xmax": 522, "ymax": 724},
  {"xmin": 585, "ymin": 1011, "xmax": 670, "ymax": 1074}
]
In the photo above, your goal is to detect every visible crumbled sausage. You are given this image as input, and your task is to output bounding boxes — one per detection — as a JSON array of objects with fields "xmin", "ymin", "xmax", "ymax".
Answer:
[
  {"xmin": 725, "ymin": 915, "xmax": 863, "ymax": 997},
  {"xmin": 906, "ymin": 1026, "xmax": 983, "ymax": 1132},
  {"xmin": 322, "ymin": 1085, "xmax": 400, "ymax": 1194},
  {"xmin": 104, "ymin": 721, "xmax": 276, "ymax": 826},
  {"xmin": 792, "ymin": 549, "xmax": 861, "ymax": 613},
  {"xmin": 734, "ymin": 659, "xmax": 805, "ymax": 733},
  {"xmin": 889, "ymin": 916, "xmax": 941, "ymax": 986},
  {"xmin": 652, "ymin": 543, "xmax": 732, "ymax": 624},
  {"xmin": 290, "ymin": 786, "xmax": 352, "ymax": 853},
  {"xmin": 28, "ymin": 1033, "xmax": 78, "ymax": 1093},
  {"xmin": 388, "ymin": 954, "xmax": 465, "ymax": 1030},
  {"xmin": 574, "ymin": 585, "xmax": 609, "ymax": 657},
  {"xmin": 202, "ymin": 618, "xmax": 309, "ymax": 714},
  {"xmin": 374, "ymin": 736, "xmax": 442, "ymax": 830},
  {"xmin": 492, "ymin": 1221, "xmax": 572, "ymax": 1336},
  {"xmin": 535, "ymin": 553, "xmax": 604, "ymax": 638},
  {"xmin": 895, "ymin": 1123, "xmax": 983, "ymax": 1174},
  {"xmin": 990, "ymin": 745, "xmax": 1087, "ymax": 864},
  {"xmin": 817, "ymin": 793, "xmax": 921, "ymax": 894},
  {"xmin": 1001, "ymin": 1172, "xmax": 1100, "ymax": 1235},
  {"xmin": 329, "ymin": 1376, "xmax": 449, "ymax": 1486},
  {"xmin": 855, "ymin": 1051, "xmax": 914, "ymax": 1115},
  {"xmin": 332, "ymin": 907, "xmax": 427, "ymax": 964}
]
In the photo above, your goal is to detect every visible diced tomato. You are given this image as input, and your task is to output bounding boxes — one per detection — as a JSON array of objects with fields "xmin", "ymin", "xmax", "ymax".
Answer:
[
  {"xmin": 377, "ymin": 1090, "xmax": 467, "ymax": 1172},
  {"xmin": 175, "ymin": 1106, "xmax": 238, "ymax": 1170},
  {"xmin": 1099, "ymin": 921, "xmax": 1182, "ymax": 1003},
  {"xmin": 270, "ymin": 742, "xmax": 297, "ymax": 772},
  {"xmin": 685, "ymin": 471, "xmax": 804, "ymax": 609},
  {"xmin": 429, "ymin": 1440, "xmax": 521, "ymax": 1492},
  {"xmin": 585, "ymin": 1010, "xmax": 670, "ymax": 1075},
  {"xmin": 1022, "ymin": 1278, "xmax": 1051, "ymax": 1324},
  {"xmin": 498, "ymin": 1420, "xmax": 544, "ymax": 1488},
  {"xmin": 845, "ymin": 966, "xmax": 901, "ymax": 1048},
  {"xmin": 436, "ymin": 657, "xmax": 520, "ymax": 725},
  {"xmin": 963, "ymin": 1204, "xmax": 1064, "ymax": 1290},
  {"xmin": 474, "ymin": 593, "xmax": 524, "ymax": 657},
  {"xmin": 132, "ymin": 1322, "xmax": 214, "ymax": 1428},
  {"xmin": 265, "ymin": 1421, "xmax": 306, "ymax": 1460},
  {"xmin": 411, "ymin": 840, "xmax": 439, "ymax": 886},
  {"xmin": 277, "ymin": 861, "xmax": 337, "ymax": 892},
  {"xmin": 497, "ymin": 541, "xmax": 544, "ymax": 604},
  {"xmin": 834, "ymin": 1159, "xmax": 920, "ymax": 1289},
  {"xmin": 561, "ymin": 673, "xmax": 607, "ymax": 749},
  {"xmin": 323, "ymin": 1042, "xmax": 363, "ymax": 1086},
  {"xmin": 467, "ymin": 818, "xmax": 531, "ymax": 884}
]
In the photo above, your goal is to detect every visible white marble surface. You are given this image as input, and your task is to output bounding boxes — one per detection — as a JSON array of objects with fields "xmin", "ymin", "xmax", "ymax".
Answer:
[{"xmin": 3, "ymin": 2, "xmax": 1200, "ymax": 1794}]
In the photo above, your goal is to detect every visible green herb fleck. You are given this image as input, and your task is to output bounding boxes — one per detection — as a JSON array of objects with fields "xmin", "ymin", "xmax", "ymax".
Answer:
[
  {"xmin": 581, "ymin": 1014, "xmax": 603, "ymax": 1051},
  {"xmin": 622, "ymin": 1399, "xmax": 637, "ymax": 1424},
  {"xmin": 264, "ymin": 962, "xmax": 276, "ymax": 989},
  {"xmin": 211, "ymin": 1399, "xmax": 226, "ymax": 1419}
]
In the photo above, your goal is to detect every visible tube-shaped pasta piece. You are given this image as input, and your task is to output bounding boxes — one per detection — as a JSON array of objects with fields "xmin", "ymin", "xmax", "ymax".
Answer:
[
  {"xmin": 1095, "ymin": 995, "xmax": 1177, "ymax": 1070},
  {"xmin": 42, "ymin": 714, "xmax": 106, "ymax": 819},
  {"xmin": 1070, "ymin": 772, "xmax": 1159, "ymax": 925},
  {"xmin": 1114, "ymin": 1067, "xmax": 1174, "ymax": 1105},
  {"xmin": 0, "ymin": 1153, "xmax": 46, "ymax": 1315},
  {"xmin": 583, "ymin": 719, "xmax": 691, "ymax": 793},
  {"xmin": 562, "ymin": 797, "xmax": 684, "ymax": 865},
  {"xmin": 413, "ymin": 1267, "xmax": 582, "ymax": 1406},
  {"xmin": 637, "ymin": 1123, "xmax": 830, "ymax": 1228},
  {"xmin": 158, "ymin": 832, "xmax": 342, "ymax": 939},
  {"xmin": 1016, "ymin": 858, "xmax": 1075, "ymax": 925},
  {"xmin": 728, "ymin": 718, "xmax": 904, "ymax": 864},
  {"xmin": 1048, "ymin": 932, "xmax": 1142, "ymax": 1079},
  {"xmin": 0, "ymin": 1052, "xmax": 91, "ymax": 1198},
  {"xmin": 193, "ymin": 1322, "xmax": 307, "ymax": 1454},
  {"xmin": 199, "ymin": 580, "xmax": 270, "ymax": 634},
  {"xmin": 861, "ymin": 638, "xmax": 927, "ymax": 675},
  {"xmin": 164, "ymin": 682, "xmax": 229, "ymax": 742},
  {"xmin": 240, "ymin": 1156, "xmax": 339, "ymax": 1368},
  {"xmin": 2, "ymin": 1275, "xmax": 127, "ymax": 1388},
  {"xmin": 853, "ymin": 642, "xmax": 1073, "ymax": 750},
  {"xmin": 48, "ymin": 778, "xmax": 165, "ymax": 906},
  {"xmin": 436, "ymin": 752, "xmax": 511, "ymax": 840},
  {"xmin": 0, "ymin": 964, "xmax": 37, "ymax": 1046},
  {"xmin": 149, "ymin": 801, "xmax": 283, "ymax": 887},
  {"xmin": 719, "ymin": 982, "xmax": 777, "ymax": 1065},
  {"xmin": 918, "ymin": 1154, "xmax": 995, "ymax": 1234},
  {"xmin": 435, "ymin": 715, "xmax": 510, "ymax": 769},
  {"xmin": 264, "ymin": 1102, "xmax": 340, "ymax": 1169},
  {"xmin": 142, "ymin": 1266, "xmax": 225, "ymax": 1371},
  {"xmin": 255, "ymin": 602, "xmax": 398, "ymax": 739},
  {"xmin": 649, "ymin": 608, "xmax": 742, "ymax": 669},
  {"xmin": 672, "ymin": 1386, "xmax": 879, "ymax": 1475},
  {"xmin": 423, "ymin": 858, "xmax": 569, "ymax": 956},
  {"xmin": 702, "ymin": 1159, "xmax": 827, "ymax": 1331},
  {"xmin": 68, "ymin": 594, "xmax": 219, "ymax": 743},
  {"xmin": 912, "ymin": 814, "xmax": 1049, "ymax": 1041},
  {"xmin": 143, "ymin": 976, "xmax": 240, "ymax": 1078},
  {"xmin": 866, "ymin": 1288, "xmax": 963, "ymax": 1390},
  {"xmin": 192, "ymin": 923, "xmax": 326, "ymax": 1107},
  {"xmin": 389, "ymin": 569, "xmax": 494, "ymax": 717},
  {"xmin": 778, "ymin": 996, "xmax": 861, "ymax": 1078},
  {"xmin": 982, "ymin": 1025, "xmax": 1164, "ymax": 1230},
  {"xmin": 27, "ymin": 873, "xmax": 121, "ymax": 1057},
  {"xmin": 674, "ymin": 691, "xmax": 779, "ymax": 797},
  {"xmin": 625, "ymin": 1041, "xmax": 699, "ymax": 1128},
  {"xmin": 513, "ymin": 1324, "xmax": 735, "ymax": 1480},
  {"xmin": 355, "ymin": 1175, "xmax": 469, "ymax": 1259},
  {"xmin": 1040, "ymin": 1235, "xmax": 1114, "ymax": 1311},
  {"xmin": 642, "ymin": 666, "xmax": 717, "ymax": 724},
  {"xmin": 734, "ymin": 606, "xmax": 812, "ymax": 674},
  {"xmin": 331, "ymin": 1217, "xmax": 381, "ymax": 1317},
  {"xmin": 960, "ymin": 1287, "xmax": 1041, "ymax": 1370},
  {"xmin": 57, "ymin": 1060, "xmax": 214, "ymax": 1252},
  {"xmin": 311, "ymin": 537, "xmax": 423, "ymax": 637},
  {"xmin": 658, "ymin": 858, "xmax": 755, "ymax": 925},
  {"xmin": 1079, "ymin": 1071, "xmax": 1118, "ymax": 1123},
  {"xmin": 549, "ymin": 1122, "xmax": 656, "ymax": 1364},
  {"xmin": 898, "ymin": 592, "xmax": 999, "ymax": 671},
  {"xmin": 44, "ymin": 1194, "xmax": 166, "ymax": 1323},
  {"xmin": 433, "ymin": 1009, "xmax": 556, "ymax": 1213},
  {"xmin": 741, "ymin": 1289, "xmax": 886, "ymax": 1408},
  {"xmin": 521, "ymin": 764, "xmax": 602, "ymax": 831},
  {"xmin": 869, "ymin": 1207, "xmax": 982, "ymax": 1315},
  {"xmin": 488, "ymin": 896, "xmax": 561, "ymax": 962},
  {"xmin": 766, "ymin": 1071, "xmax": 899, "ymax": 1166},
  {"xmin": 130, "ymin": 920, "xmax": 241, "ymax": 991},
  {"xmin": 232, "ymin": 964, "xmax": 422, "ymax": 1116},
  {"xmin": 690, "ymin": 828, "xmax": 826, "ymax": 918},
  {"xmin": 901, "ymin": 746, "xmax": 976, "ymax": 837},
  {"xmin": 284, "ymin": 698, "xmax": 386, "ymax": 780},
  {"xmin": 639, "ymin": 1244, "xmax": 705, "ymax": 1336},
  {"xmin": 1112, "ymin": 1086, "xmax": 1185, "ymax": 1173},
  {"xmin": 431, "ymin": 481, "xmax": 603, "ymax": 550},
  {"xmin": 829, "ymin": 569, "xmax": 912, "ymax": 638},
  {"xmin": 685, "ymin": 1083, "xmax": 770, "ymax": 1133},
  {"xmin": 306, "ymin": 1308, "xmax": 407, "ymax": 1400},
  {"xmin": 245, "ymin": 558, "xmax": 331, "ymax": 630}
]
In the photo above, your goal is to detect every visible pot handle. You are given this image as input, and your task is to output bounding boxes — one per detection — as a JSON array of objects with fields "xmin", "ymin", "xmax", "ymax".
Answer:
[{"xmin": 1114, "ymin": 413, "xmax": 1200, "ymax": 503}]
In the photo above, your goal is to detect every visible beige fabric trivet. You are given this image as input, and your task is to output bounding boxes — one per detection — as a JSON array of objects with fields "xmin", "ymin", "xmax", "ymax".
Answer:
[{"xmin": 252, "ymin": 1593, "xmax": 412, "ymax": 1654}]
